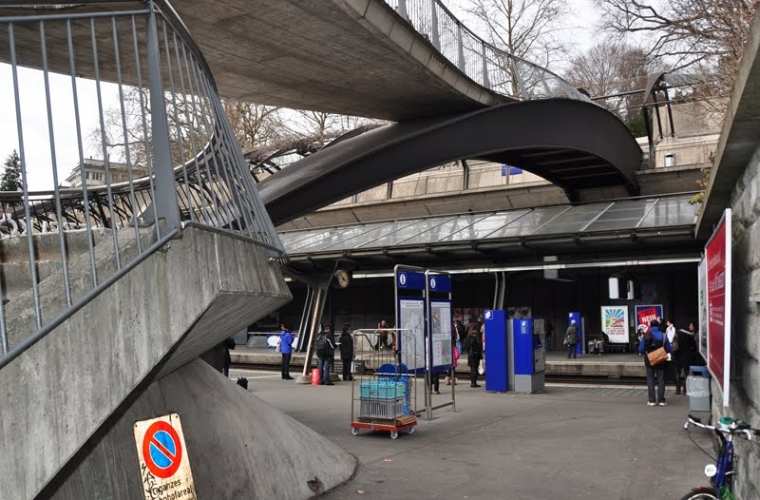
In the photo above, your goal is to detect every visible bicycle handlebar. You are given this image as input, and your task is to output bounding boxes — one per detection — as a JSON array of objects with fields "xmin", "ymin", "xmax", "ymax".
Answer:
[{"xmin": 685, "ymin": 414, "xmax": 759, "ymax": 440}]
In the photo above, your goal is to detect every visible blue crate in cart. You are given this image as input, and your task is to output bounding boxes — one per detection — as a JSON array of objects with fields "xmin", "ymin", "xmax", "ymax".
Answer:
[
  {"xmin": 360, "ymin": 397, "xmax": 406, "ymax": 419},
  {"xmin": 360, "ymin": 381, "xmax": 406, "ymax": 400}
]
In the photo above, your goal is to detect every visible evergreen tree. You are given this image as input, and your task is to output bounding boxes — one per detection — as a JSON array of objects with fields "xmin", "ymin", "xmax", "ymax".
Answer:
[{"xmin": 1, "ymin": 150, "xmax": 23, "ymax": 192}]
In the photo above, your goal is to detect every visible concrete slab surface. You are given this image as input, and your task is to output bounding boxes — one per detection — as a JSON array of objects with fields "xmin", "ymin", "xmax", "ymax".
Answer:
[{"xmin": 231, "ymin": 368, "xmax": 714, "ymax": 500}]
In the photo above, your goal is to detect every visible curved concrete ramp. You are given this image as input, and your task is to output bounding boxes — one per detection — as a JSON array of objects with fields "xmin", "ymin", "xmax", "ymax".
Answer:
[
  {"xmin": 260, "ymin": 99, "xmax": 642, "ymax": 225},
  {"xmin": 38, "ymin": 359, "xmax": 356, "ymax": 499}
]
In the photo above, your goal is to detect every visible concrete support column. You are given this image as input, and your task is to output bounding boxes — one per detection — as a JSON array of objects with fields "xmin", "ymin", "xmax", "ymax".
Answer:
[
  {"xmin": 398, "ymin": 0, "xmax": 409, "ymax": 21},
  {"xmin": 481, "ymin": 42, "xmax": 491, "ymax": 89}
]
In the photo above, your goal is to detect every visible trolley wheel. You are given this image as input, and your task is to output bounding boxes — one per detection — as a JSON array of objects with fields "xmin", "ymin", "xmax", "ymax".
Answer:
[
  {"xmin": 390, "ymin": 431, "xmax": 399, "ymax": 440},
  {"xmin": 351, "ymin": 427, "xmax": 360, "ymax": 436},
  {"xmin": 407, "ymin": 427, "xmax": 415, "ymax": 435}
]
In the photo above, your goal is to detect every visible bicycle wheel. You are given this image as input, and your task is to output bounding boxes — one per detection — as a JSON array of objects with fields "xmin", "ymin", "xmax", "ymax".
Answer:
[{"xmin": 679, "ymin": 487, "xmax": 719, "ymax": 500}]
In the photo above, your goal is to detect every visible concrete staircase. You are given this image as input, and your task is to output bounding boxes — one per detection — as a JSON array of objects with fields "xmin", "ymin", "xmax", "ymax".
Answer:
[{"xmin": 0, "ymin": 226, "xmax": 293, "ymax": 499}]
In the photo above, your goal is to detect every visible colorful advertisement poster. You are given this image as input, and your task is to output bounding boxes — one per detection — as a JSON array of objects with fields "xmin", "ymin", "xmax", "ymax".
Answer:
[
  {"xmin": 430, "ymin": 300, "xmax": 452, "ymax": 367},
  {"xmin": 634, "ymin": 305, "xmax": 663, "ymax": 330},
  {"xmin": 698, "ymin": 258, "xmax": 708, "ymax": 360},
  {"xmin": 706, "ymin": 210, "xmax": 732, "ymax": 407},
  {"xmin": 601, "ymin": 306, "xmax": 629, "ymax": 343}
]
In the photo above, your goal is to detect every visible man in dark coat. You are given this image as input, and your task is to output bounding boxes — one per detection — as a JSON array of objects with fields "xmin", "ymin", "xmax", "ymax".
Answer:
[
  {"xmin": 465, "ymin": 329, "xmax": 482, "ymax": 387},
  {"xmin": 564, "ymin": 320, "xmax": 579, "ymax": 359},
  {"xmin": 338, "ymin": 323, "xmax": 354, "ymax": 381}
]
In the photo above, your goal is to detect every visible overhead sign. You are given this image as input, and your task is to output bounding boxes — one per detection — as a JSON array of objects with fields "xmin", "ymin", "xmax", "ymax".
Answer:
[
  {"xmin": 396, "ymin": 270, "xmax": 425, "ymax": 290},
  {"xmin": 705, "ymin": 209, "xmax": 732, "ymax": 407},
  {"xmin": 134, "ymin": 414, "xmax": 197, "ymax": 500}
]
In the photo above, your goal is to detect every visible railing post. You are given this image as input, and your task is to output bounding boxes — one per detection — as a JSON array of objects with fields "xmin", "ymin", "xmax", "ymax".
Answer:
[
  {"xmin": 456, "ymin": 23, "xmax": 465, "ymax": 72},
  {"xmin": 146, "ymin": 2, "xmax": 180, "ymax": 234},
  {"xmin": 430, "ymin": 0, "xmax": 440, "ymax": 50},
  {"xmin": 481, "ymin": 42, "xmax": 490, "ymax": 89},
  {"xmin": 398, "ymin": 0, "xmax": 409, "ymax": 21}
]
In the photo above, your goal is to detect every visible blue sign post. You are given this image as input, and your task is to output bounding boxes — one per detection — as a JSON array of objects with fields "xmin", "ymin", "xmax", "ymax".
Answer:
[
  {"xmin": 484, "ymin": 310, "xmax": 508, "ymax": 392},
  {"xmin": 511, "ymin": 318, "xmax": 545, "ymax": 393}
]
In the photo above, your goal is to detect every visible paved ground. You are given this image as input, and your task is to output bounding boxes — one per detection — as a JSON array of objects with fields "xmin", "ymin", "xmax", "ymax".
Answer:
[{"xmin": 230, "ymin": 369, "xmax": 714, "ymax": 500}]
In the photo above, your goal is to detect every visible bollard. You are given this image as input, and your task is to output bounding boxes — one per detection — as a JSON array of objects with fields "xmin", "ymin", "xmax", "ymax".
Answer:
[{"xmin": 311, "ymin": 368, "xmax": 320, "ymax": 385}]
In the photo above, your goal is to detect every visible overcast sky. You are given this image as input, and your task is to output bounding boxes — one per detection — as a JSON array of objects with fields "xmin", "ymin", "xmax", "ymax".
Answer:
[{"xmin": 0, "ymin": 0, "xmax": 601, "ymax": 192}]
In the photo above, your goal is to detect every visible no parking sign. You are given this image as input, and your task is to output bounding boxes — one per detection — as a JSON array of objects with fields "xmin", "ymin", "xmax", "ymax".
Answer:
[{"xmin": 134, "ymin": 414, "xmax": 197, "ymax": 500}]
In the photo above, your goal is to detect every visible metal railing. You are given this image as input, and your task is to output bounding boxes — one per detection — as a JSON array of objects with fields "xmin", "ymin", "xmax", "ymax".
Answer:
[
  {"xmin": 386, "ymin": 0, "xmax": 586, "ymax": 100},
  {"xmin": 0, "ymin": 1, "xmax": 283, "ymax": 368}
]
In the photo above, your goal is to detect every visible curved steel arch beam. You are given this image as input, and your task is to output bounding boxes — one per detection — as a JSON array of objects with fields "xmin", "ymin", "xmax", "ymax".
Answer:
[{"xmin": 259, "ymin": 99, "xmax": 642, "ymax": 226}]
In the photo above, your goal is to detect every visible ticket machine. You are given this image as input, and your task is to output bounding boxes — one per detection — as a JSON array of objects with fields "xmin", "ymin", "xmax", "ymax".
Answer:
[
  {"xmin": 510, "ymin": 318, "xmax": 545, "ymax": 393},
  {"xmin": 483, "ymin": 310, "xmax": 545, "ymax": 393}
]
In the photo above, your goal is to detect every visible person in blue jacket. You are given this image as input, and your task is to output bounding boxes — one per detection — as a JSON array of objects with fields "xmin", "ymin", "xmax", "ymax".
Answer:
[
  {"xmin": 280, "ymin": 322, "xmax": 294, "ymax": 380},
  {"xmin": 638, "ymin": 319, "xmax": 672, "ymax": 406}
]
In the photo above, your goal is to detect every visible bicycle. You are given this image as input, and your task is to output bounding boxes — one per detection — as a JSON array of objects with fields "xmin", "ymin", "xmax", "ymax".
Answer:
[{"xmin": 681, "ymin": 414, "xmax": 760, "ymax": 500}]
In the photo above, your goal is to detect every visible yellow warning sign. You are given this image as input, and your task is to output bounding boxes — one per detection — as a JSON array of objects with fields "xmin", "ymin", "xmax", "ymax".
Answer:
[{"xmin": 133, "ymin": 413, "xmax": 197, "ymax": 500}]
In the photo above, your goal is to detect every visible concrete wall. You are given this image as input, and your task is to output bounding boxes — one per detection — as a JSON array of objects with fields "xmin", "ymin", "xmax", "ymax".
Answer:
[
  {"xmin": 727, "ymin": 146, "xmax": 760, "ymax": 500},
  {"xmin": 38, "ymin": 359, "xmax": 356, "ymax": 500},
  {"xmin": 0, "ymin": 227, "xmax": 291, "ymax": 500}
]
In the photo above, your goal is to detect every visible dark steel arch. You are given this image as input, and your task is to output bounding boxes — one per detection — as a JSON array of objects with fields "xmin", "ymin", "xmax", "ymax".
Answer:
[{"xmin": 259, "ymin": 99, "xmax": 642, "ymax": 225}]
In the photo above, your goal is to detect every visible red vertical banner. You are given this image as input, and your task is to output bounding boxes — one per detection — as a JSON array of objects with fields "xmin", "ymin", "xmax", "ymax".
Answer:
[{"xmin": 705, "ymin": 210, "xmax": 731, "ymax": 407}]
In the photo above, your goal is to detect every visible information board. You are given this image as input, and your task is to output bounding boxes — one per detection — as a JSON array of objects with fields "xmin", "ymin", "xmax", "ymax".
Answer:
[
  {"xmin": 430, "ymin": 300, "xmax": 452, "ymax": 367},
  {"xmin": 705, "ymin": 210, "xmax": 732, "ymax": 407},
  {"xmin": 398, "ymin": 298, "xmax": 425, "ymax": 371}
]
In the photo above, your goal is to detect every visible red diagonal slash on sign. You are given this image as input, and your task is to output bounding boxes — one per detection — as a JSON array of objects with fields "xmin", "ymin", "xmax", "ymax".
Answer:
[{"xmin": 142, "ymin": 421, "xmax": 182, "ymax": 479}]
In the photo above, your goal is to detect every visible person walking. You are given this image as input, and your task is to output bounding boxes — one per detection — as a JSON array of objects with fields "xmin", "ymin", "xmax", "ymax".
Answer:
[
  {"xmin": 466, "ymin": 329, "xmax": 482, "ymax": 388},
  {"xmin": 315, "ymin": 325, "xmax": 336, "ymax": 385},
  {"xmin": 564, "ymin": 320, "xmax": 579, "ymax": 359},
  {"xmin": 279, "ymin": 323, "xmax": 294, "ymax": 380},
  {"xmin": 639, "ymin": 319, "xmax": 672, "ymax": 406},
  {"xmin": 338, "ymin": 323, "xmax": 354, "ymax": 381},
  {"xmin": 376, "ymin": 319, "xmax": 389, "ymax": 350},
  {"xmin": 454, "ymin": 319, "xmax": 466, "ymax": 353}
]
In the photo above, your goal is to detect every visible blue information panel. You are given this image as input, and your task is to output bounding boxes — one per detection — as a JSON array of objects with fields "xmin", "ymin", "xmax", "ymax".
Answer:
[
  {"xmin": 428, "ymin": 275, "xmax": 452, "ymax": 293},
  {"xmin": 397, "ymin": 270, "xmax": 425, "ymax": 290},
  {"xmin": 484, "ymin": 310, "xmax": 508, "ymax": 392},
  {"xmin": 513, "ymin": 318, "xmax": 534, "ymax": 375}
]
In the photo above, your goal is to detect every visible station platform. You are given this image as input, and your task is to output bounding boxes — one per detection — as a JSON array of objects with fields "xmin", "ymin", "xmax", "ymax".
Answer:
[{"xmin": 230, "ymin": 347, "xmax": 647, "ymax": 379}]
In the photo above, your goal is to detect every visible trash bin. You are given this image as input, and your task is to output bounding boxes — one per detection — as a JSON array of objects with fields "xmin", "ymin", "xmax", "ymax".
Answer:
[
  {"xmin": 352, "ymin": 360, "xmax": 365, "ymax": 375},
  {"xmin": 687, "ymin": 366, "xmax": 711, "ymax": 412}
]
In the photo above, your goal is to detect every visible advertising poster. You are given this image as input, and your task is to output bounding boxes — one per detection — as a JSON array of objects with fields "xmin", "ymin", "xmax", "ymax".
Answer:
[
  {"xmin": 698, "ymin": 258, "xmax": 708, "ymax": 361},
  {"xmin": 430, "ymin": 300, "xmax": 452, "ymax": 367},
  {"xmin": 634, "ymin": 305, "xmax": 663, "ymax": 330},
  {"xmin": 399, "ymin": 298, "xmax": 425, "ymax": 371},
  {"xmin": 706, "ymin": 210, "xmax": 732, "ymax": 407},
  {"xmin": 601, "ymin": 306, "xmax": 629, "ymax": 343}
]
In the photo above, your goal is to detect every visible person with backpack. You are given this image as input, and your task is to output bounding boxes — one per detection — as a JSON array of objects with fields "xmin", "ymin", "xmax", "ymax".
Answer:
[
  {"xmin": 338, "ymin": 323, "xmax": 354, "ymax": 381},
  {"xmin": 638, "ymin": 319, "xmax": 673, "ymax": 406},
  {"xmin": 279, "ymin": 322, "xmax": 294, "ymax": 380},
  {"xmin": 315, "ymin": 325, "xmax": 336, "ymax": 385}
]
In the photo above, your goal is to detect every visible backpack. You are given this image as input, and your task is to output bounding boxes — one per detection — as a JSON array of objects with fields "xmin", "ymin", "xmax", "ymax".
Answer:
[
  {"xmin": 645, "ymin": 332, "xmax": 663, "ymax": 352},
  {"xmin": 316, "ymin": 333, "xmax": 333, "ymax": 357},
  {"xmin": 670, "ymin": 331, "xmax": 679, "ymax": 352}
]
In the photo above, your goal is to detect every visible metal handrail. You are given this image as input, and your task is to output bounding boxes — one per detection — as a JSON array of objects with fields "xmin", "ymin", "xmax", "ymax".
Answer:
[
  {"xmin": 385, "ymin": 0, "xmax": 586, "ymax": 101},
  {"xmin": 0, "ymin": 1, "xmax": 283, "ymax": 364}
]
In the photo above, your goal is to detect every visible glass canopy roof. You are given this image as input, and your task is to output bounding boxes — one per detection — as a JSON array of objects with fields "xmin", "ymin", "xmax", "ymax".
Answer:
[{"xmin": 281, "ymin": 195, "xmax": 698, "ymax": 256}]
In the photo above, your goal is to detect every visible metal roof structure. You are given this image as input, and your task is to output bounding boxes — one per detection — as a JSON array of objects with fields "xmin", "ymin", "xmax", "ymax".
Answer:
[{"xmin": 281, "ymin": 194, "xmax": 700, "ymax": 272}]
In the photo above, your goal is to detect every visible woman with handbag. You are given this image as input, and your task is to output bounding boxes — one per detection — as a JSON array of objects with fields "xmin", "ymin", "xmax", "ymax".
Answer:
[{"xmin": 638, "ymin": 319, "xmax": 672, "ymax": 406}]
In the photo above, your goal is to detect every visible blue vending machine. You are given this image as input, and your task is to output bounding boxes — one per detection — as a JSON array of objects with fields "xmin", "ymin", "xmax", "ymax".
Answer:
[
  {"xmin": 510, "ymin": 318, "xmax": 545, "ymax": 393},
  {"xmin": 484, "ymin": 310, "xmax": 508, "ymax": 392}
]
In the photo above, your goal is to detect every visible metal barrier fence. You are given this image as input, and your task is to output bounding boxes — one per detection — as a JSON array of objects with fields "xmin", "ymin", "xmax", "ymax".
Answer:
[
  {"xmin": 0, "ymin": 1, "xmax": 283, "ymax": 367},
  {"xmin": 385, "ymin": 0, "xmax": 586, "ymax": 100}
]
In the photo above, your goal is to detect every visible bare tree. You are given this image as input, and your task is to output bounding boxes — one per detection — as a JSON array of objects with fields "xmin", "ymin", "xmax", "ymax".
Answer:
[
  {"xmin": 565, "ymin": 42, "xmax": 655, "ymax": 128},
  {"xmin": 596, "ymin": 0, "xmax": 760, "ymax": 94},
  {"xmin": 222, "ymin": 100, "xmax": 285, "ymax": 153},
  {"xmin": 466, "ymin": 0, "xmax": 570, "ymax": 96}
]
